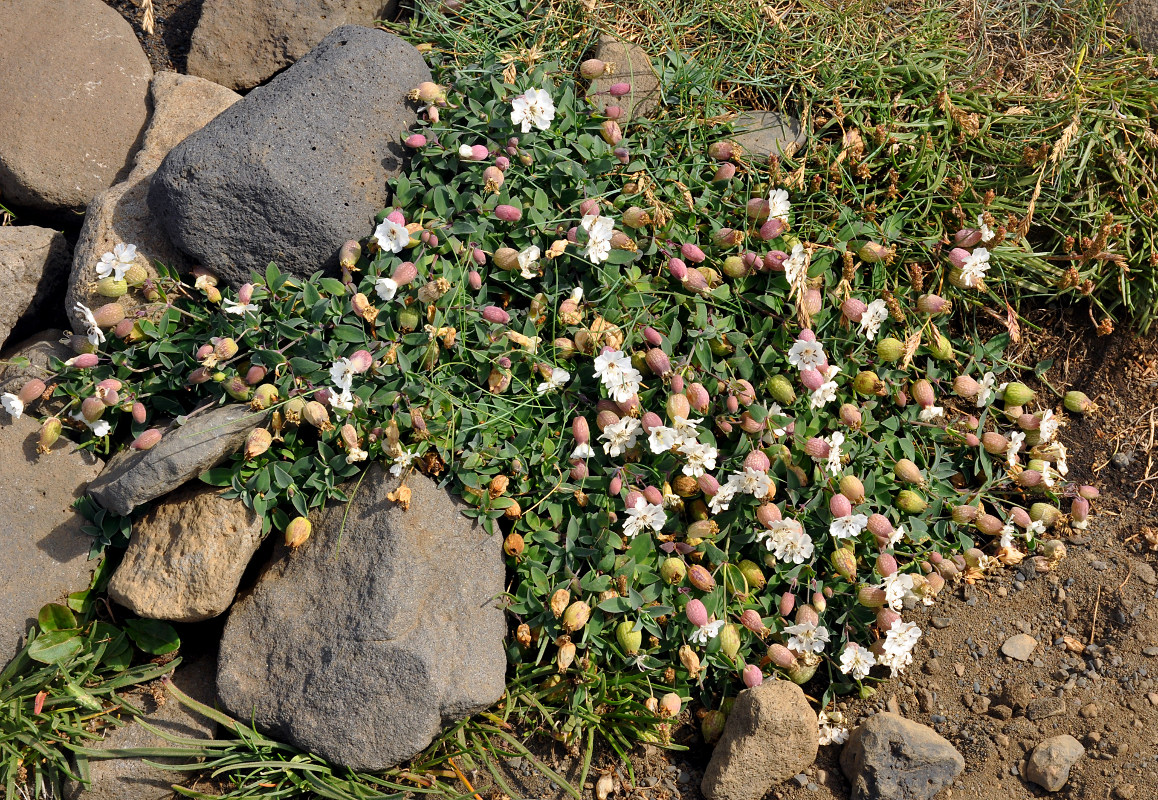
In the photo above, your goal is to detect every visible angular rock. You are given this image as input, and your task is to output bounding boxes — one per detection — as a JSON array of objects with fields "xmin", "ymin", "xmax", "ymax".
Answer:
[
  {"xmin": 701, "ymin": 680, "xmax": 818, "ymax": 800},
  {"xmin": 150, "ymin": 26, "xmax": 430, "ymax": 286},
  {"xmin": 65, "ymin": 659, "xmax": 217, "ymax": 800},
  {"xmin": 87, "ymin": 404, "xmax": 268, "ymax": 516},
  {"xmin": 0, "ymin": 0, "xmax": 151, "ymax": 210},
  {"xmin": 586, "ymin": 36, "xmax": 661, "ymax": 121},
  {"xmin": 840, "ymin": 713, "xmax": 964, "ymax": 800},
  {"xmin": 216, "ymin": 467, "xmax": 505, "ymax": 770},
  {"xmin": 0, "ymin": 329, "xmax": 71, "ymax": 396},
  {"xmin": 1025, "ymin": 696, "xmax": 1065, "ymax": 721},
  {"xmin": 66, "ymin": 72, "xmax": 241, "ymax": 335},
  {"xmin": 1026, "ymin": 734, "xmax": 1084, "ymax": 792},
  {"xmin": 109, "ymin": 486, "xmax": 264, "ymax": 622},
  {"xmin": 732, "ymin": 111, "xmax": 806, "ymax": 161},
  {"xmin": 0, "ymin": 227, "xmax": 72, "ymax": 348},
  {"xmin": 188, "ymin": 0, "xmax": 399, "ymax": 91},
  {"xmin": 0, "ymin": 416, "xmax": 103, "ymax": 663},
  {"xmin": 1001, "ymin": 633, "xmax": 1037, "ymax": 661}
]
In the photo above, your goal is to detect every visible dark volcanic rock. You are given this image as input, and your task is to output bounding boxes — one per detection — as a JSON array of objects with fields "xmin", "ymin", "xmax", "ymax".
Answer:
[
  {"xmin": 215, "ymin": 467, "xmax": 506, "ymax": 770},
  {"xmin": 149, "ymin": 25, "xmax": 430, "ymax": 286}
]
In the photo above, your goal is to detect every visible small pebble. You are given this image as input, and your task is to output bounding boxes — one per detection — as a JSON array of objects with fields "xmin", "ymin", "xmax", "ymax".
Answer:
[{"xmin": 932, "ymin": 617, "xmax": 953, "ymax": 629}]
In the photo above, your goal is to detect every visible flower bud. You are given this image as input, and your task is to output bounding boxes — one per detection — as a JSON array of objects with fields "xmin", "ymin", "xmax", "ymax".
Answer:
[
  {"xmin": 80, "ymin": 396, "xmax": 105, "ymax": 422},
  {"xmin": 830, "ymin": 493, "xmax": 852, "ymax": 518},
  {"xmin": 93, "ymin": 303, "xmax": 126, "ymax": 329},
  {"xmin": 600, "ymin": 120, "xmax": 622, "ymax": 145},
  {"xmin": 688, "ymin": 564, "xmax": 716, "ymax": 592},
  {"xmin": 708, "ymin": 140, "xmax": 735, "ymax": 161},
  {"xmin": 876, "ymin": 552, "xmax": 898, "ymax": 578},
  {"xmin": 981, "ymin": 432, "xmax": 1008, "ymax": 454},
  {"xmin": 579, "ymin": 58, "xmax": 606, "ymax": 79},
  {"xmin": 740, "ymin": 664, "xmax": 764, "ymax": 689},
  {"xmin": 974, "ymin": 513, "xmax": 1003, "ymax": 536},
  {"xmin": 857, "ymin": 241, "xmax": 889, "ymax": 263},
  {"xmin": 561, "ymin": 601, "xmax": 591, "ymax": 632},
  {"xmin": 214, "ymin": 337, "xmax": 239, "ymax": 360},
  {"xmin": 876, "ymin": 337, "xmax": 903, "ymax": 363},
  {"xmin": 911, "ymin": 379, "xmax": 935, "ymax": 409},
  {"xmin": 757, "ymin": 502, "xmax": 782, "ymax": 528},
  {"xmin": 853, "ymin": 370, "xmax": 884, "ymax": 396},
  {"xmin": 948, "ymin": 247, "xmax": 970, "ymax": 269},
  {"xmin": 838, "ymin": 403, "xmax": 863, "ymax": 430},
  {"xmin": 895, "ymin": 489, "xmax": 927, "ymax": 514},
  {"xmin": 950, "ymin": 505, "xmax": 978, "ymax": 524},
  {"xmin": 660, "ymin": 558, "xmax": 686, "ymax": 584},
  {"xmin": 695, "ymin": 473, "xmax": 719, "ymax": 496},
  {"xmin": 685, "ymin": 599, "xmax": 709, "ymax": 628},
  {"xmin": 917, "ymin": 293, "xmax": 948, "ymax": 314},
  {"xmin": 680, "ymin": 242, "xmax": 706, "ymax": 263},
  {"xmin": 743, "ymin": 450, "xmax": 771, "ymax": 473},
  {"xmin": 225, "ymin": 376, "xmax": 251, "ymax": 402},
  {"xmin": 131, "ymin": 429, "xmax": 163, "ymax": 450},
  {"xmin": 17, "ymin": 379, "xmax": 45, "ymax": 405},
  {"xmin": 876, "ymin": 607, "xmax": 902, "ymax": 631},
  {"xmin": 604, "ymin": 104, "xmax": 622, "ymax": 119},
  {"xmin": 740, "ymin": 609, "xmax": 768, "ymax": 638},
  {"xmin": 481, "ymin": 305, "xmax": 512, "ymax": 326},
  {"xmin": 1008, "ymin": 507, "xmax": 1031, "ymax": 528},
  {"xmin": 779, "ymin": 592, "xmax": 795, "ymax": 617},
  {"xmin": 608, "ymin": 81, "xmax": 631, "ymax": 97},
  {"xmin": 302, "ymin": 400, "xmax": 331, "ymax": 430},
  {"xmin": 800, "ymin": 367, "xmax": 824, "ymax": 392},
  {"xmin": 894, "ymin": 458, "xmax": 924, "ymax": 486},
  {"xmin": 245, "ymin": 428, "xmax": 273, "ymax": 459},
  {"xmin": 1030, "ymin": 502, "xmax": 1061, "ymax": 529},
  {"xmin": 841, "ymin": 297, "xmax": 867, "ymax": 323},
  {"xmin": 803, "ymin": 437, "xmax": 830, "ymax": 459},
  {"xmin": 1016, "ymin": 469, "xmax": 1042, "ymax": 488},
  {"xmin": 1002, "ymin": 381, "xmax": 1033, "ymax": 407},
  {"xmin": 495, "ymin": 204, "xmax": 522, "ymax": 222},
  {"xmin": 867, "ymin": 513, "xmax": 893, "ymax": 540},
  {"xmin": 953, "ymin": 375, "xmax": 980, "ymax": 399},
  {"xmin": 767, "ymin": 643, "xmax": 797, "ymax": 670}
]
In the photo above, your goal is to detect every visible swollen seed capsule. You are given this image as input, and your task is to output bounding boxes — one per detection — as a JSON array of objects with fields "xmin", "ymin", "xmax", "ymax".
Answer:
[
  {"xmin": 285, "ymin": 517, "xmax": 312, "ymax": 548},
  {"xmin": 561, "ymin": 601, "xmax": 591, "ymax": 632},
  {"xmin": 579, "ymin": 58, "xmax": 605, "ymax": 79},
  {"xmin": 131, "ymin": 429, "xmax": 162, "ymax": 450},
  {"xmin": 1064, "ymin": 390, "xmax": 1093, "ymax": 413}
]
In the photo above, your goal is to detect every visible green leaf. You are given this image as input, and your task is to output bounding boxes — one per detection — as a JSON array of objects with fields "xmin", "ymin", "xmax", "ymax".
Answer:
[
  {"xmin": 37, "ymin": 603, "xmax": 77, "ymax": 632},
  {"xmin": 28, "ymin": 630, "xmax": 83, "ymax": 663},
  {"xmin": 199, "ymin": 467, "xmax": 235, "ymax": 487},
  {"xmin": 124, "ymin": 618, "xmax": 181, "ymax": 655},
  {"xmin": 319, "ymin": 278, "xmax": 348, "ymax": 296}
]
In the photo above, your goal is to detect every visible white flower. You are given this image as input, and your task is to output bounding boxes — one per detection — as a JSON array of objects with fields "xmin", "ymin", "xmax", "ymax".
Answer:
[
  {"xmin": 458, "ymin": 144, "xmax": 474, "ymax": 159},
  {"xmin": 648, "ymin": 424, "xmax": 680, "ymax": 454},
  {"xmin": 882, "ymin": 572, "xmax": 915, "ymax": 611},
  {"xmin": 1026, "ymin": 519, "xmax": 1045, "ymax": 541},
  {"xmin": 375, "ymin": 277, "xmax": 399, "ymax": 302},
  {"xmin": 679, "ymin": 440, "xmax": 717, "ymax": 477},
  {"xmin": 75, "ymin": 303, "xmax": 105, "ymax": 347},
  {"xmin": 330, "ymin": 388, "xmax": 355, "ymax": 413},
  {"xmin": 829, "ymin": 513, "xmax": 868, "ymax": 541},
  {"xmin": 536, "ymin": 367, "xmax": 570, "ymax": 395},
  {"xmin": 71, "ymin": 410, "xmax": 110, "ymax": 438},
  {"xmin": 1039, "ymin": 410, "xmax": 1059, "ymax": 443},
  {"xmin": 373, "ymin": 218, "xmax": 410, "ymax": 254},
  {"xmin": 783, "ymin": 243, "xmax": 809, "ymax": 291},
  {"xmin": 919, "ymin": 405, "xmax": 944, "ymax": 422},
  {"xmin": 689, "ymin": 619, "xmax": 725, "ymax": 646},
  {"xmin": 222, "ymin": 298, "xmax": 258, "ymax": 315},
  {"xmin": 859, "ymin": 299, "xmax": 889, "ymax": 341},
  {"xmin": 708, "ymin": 482, "xmax": 737, "ymax": 514},
  {"xmin": 976, "ymin": 372, "xmax": 997, "ymax": 406},
  {"xmin": 346, "ymin": 447, "xmax": 368, "ymax": 463},
  {"xmin": 959, "ymin": 247, "xmax": 991, "ymax": 287},
  {"xmin": 763, "ymin": 403, "xmax": 788, "ymax": 439},
  {"xmin": 600, "ymin": 416, "xmax": 641, "ymax": 457},
  {"xmin": 811, "ymin": 380, "xmax": 839, "ymax": 410},
  {"xmin": 768, "ymin": 188, "xmax": 791, "ymax": 222},
  {"xmin": 999, "ymin": 523, "xmax": 1016, "ymax": 550},
  {"xmin": 783, "ymin": 621, "xmax": 830, "ymax": 654},
  {"xmin": 571, "ymin": 442, "xmax": 594, "ymax": 460},
  {"xmin": 787, "ymin": 338, "xmax": 826, "ymax": 370},
  {"xmin": 1, "ymin": 392, "xmax": 24, "ymax": 418},
  {"xmin": 1007, "ymin": 430, "xmax": 1025, "ymax": 466},
  {"xmin": 570, "ymin": 287, "xmax": 584, "ymax": 302},
  {"xmin": 671, "ymin": 415, "xmax": 701, "ymax": 447},
  {"xmin": 330, "ymin": 358, "xmax": 356, "ymax": 392},
  {"xmin": 1056, "ymin": 443, "xmax": 1069, "ymax": 476},
  {"xmin": 96, "ymin": 253, "xmax": 123, "ymax": 281},
  {"xmin": 818, "ymin": 710, "xmax": 849, "ymax": 746},
  {"xmin": 824, "ymin": 431, "xmax": 845, "ymax": 476},
  {"xmin": 390, "ymin": 448, "xmax": 418, "ymax": 476},
  {"xmin": 839, "ymin": 642, "xmax": 877, "ymax": 680},
  {"xmin": 978, "ymin": 214, "xmax": 995, "ymax": 243},
  {"xmin": 517, "ymin": 245, "xmax": 541, "ymax": 279},
  {"xmin": 510, "ymin": 87, "xmax": 555, "ymax": 133},
  {"xmin": 727, "ymin": 467, "xmax": 773, "ymax": 498},
  {"xmin": 888, "ymin": 524, "xmax": 906, "ymax": 547},
  {"xmin": 879, "ymin": 619, "xmax": 922, "ymax": 676},
  {"xmin": 623, "ymin": 496, "xmax": 666, "ymax": 539},
  {"xmin": 1042, "ymin": 467, "xmax": 1056, "ymax": 488},
  {"xmin": 581, "ymin": 213, "xmax": 615, "ymax": 265}
]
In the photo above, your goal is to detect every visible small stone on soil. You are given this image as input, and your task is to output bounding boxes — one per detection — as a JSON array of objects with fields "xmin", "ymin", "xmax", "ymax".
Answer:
[{"xmin": 1001, "ymin": 633, "xmax": 1038, "ymax": 661}]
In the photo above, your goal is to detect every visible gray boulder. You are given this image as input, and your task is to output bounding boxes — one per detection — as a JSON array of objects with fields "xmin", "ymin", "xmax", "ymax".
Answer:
[
  {"xmin": 149, "ymin": 26, "xmax": 430, "ymax": 286},
  {"xmin": 0, "ymin": 329, "xmax": 71, "ymax": 396},
  {"xmin": 701, "ymin": 679, "xmax": 818, "ymax": 800},
  {"xmin": 87, "ymin": 404, "xmax": 268, "ymax": 516},
  {"xmin": 188, "ymin": 0, "xmax": 399, "ymax": 91},
  {"xmin": 840, "ymin": 712, "xmax": 964, "ymax": 800},
  {"xmin": 66, "ymin": 659, "xmax": 217, "ymax": 800},
  {"xmin": 586, "ymin": 36, "xmax": 661, "ymax": 121},
  {"xmin": 0, "ymin": 0, "xmax": 151, "ymax": 210},
  {"xmin": 0, "ymin": 227, "xmax": 72, "ymax": 349},
  {"xmin": 733, "ymin": 111, "xmax": 806, "ymax": 160},
  {"xmin": 66, "ymin": 72, "xmax": 241, "ymax": 335},
  {"xmin": 0, "ymin": 415, "xmax": 103, "ymax": 664},
  {"xmin": 109, "ymin": 485, "xmax": 264, "ymax": 622},
  {"xmin": 1120, "ymin": 1, "xmax": 1158, "ymax": 51},
  {"xmin": 216, "ymin": 467, "xmax": 506, "ymax": 770}
]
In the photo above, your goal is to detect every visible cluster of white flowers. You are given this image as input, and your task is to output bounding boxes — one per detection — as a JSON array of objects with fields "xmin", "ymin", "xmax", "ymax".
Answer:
[
  {"xmin": 592, "ymin": 348, "xmax": 642, "ymax": 403},
  {"xmin": 757, "ymin": 518, "xmax": 815, "ymax": 564},
  {"xmin": 96, "ymin": 242, "xmax": 137, "ymax": 281},
  {"xmin": 783, "ymin": 243, "xmax": 809, "ymax": 293},
  {"xmin": 959, "ymin": 247, "xmax": 991, "ymax": 287},
  {"xmin": 858, "ymin": 299, "xmax": 889, "ymax": 341},
  {"xmin": 877, "ymin": 619, "xmax": 922, "ymax": 676},
  {"xmin": 581, "ymin": 213, "xmax": 615, "ymax": 265},
  {"xmin": 622, "ymin": 496, "xmax": 667, "ymax": 539},
  {"xmin": 809, "ymin": 364, "xmax": 842, "ymax": 410},
  {"xmin": 768, "ymin": 188, "xmax": 791, "ymax": 223},
  {"xmin": 328, "ymin": 358, "xmax": 357, "ymax": 412},
  {"xmin": 373, "ymin": 217, "xmax": 409, "ymax": 254},
  {"xmin": 978, "ymin": 214, "xmax": 995, "ymax": 243},
  {"xmin": 600, "ymin": 416, "xmax": 641, "ymax": 457},
  {"xmin": 838, "ymin": 641, "xmax": 877, "ymax": 680},
  {"xmin": 787, "ymin": 337, "xmax": 826, "ymax": 371},
  {"xmin": 510, "ymin": 87, "xmax": 556, "ymax": 133},
  {"xmin": 822, "ymin": 431, "xmax": 845, "ymax": 476},
  {"xmin": 782, "ymin": 619, "xmax": 830, "ymax": 653},
  {"xmin": 1006, "ymin": 430, "xmax": 1025, "ymax": 466},
  {"xmin": 389, "ymin": 447, "xmax": 417, "ymax": 477},
  {"xmin": 882, "ymin": 571, "xmax": 915, "ymax": 611}
]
